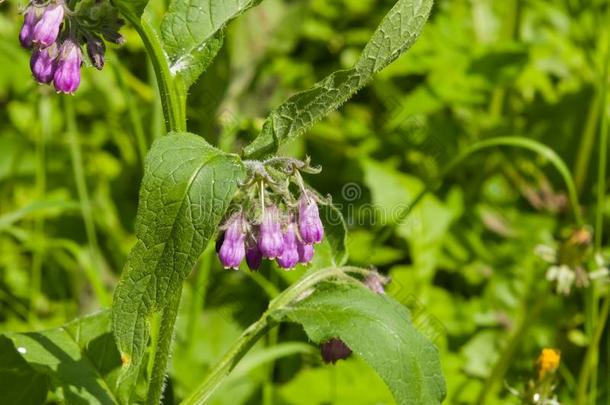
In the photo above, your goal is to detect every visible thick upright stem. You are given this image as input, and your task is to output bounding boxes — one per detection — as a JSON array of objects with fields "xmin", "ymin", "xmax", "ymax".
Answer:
[{"xmin": 147, "ymin": 286, "xmax": 182, "ymax": 405}]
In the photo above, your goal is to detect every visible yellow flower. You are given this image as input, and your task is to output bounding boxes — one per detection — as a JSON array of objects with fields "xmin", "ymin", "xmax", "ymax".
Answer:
[{"xmin": 537, "ymin": 348, "xmax": 560, "ymax": 380}]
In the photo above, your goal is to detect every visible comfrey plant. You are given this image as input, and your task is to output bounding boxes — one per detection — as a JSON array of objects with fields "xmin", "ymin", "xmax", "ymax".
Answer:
[
  {"xmin": 19, "ymin": 0, "xmax": 123, "ymax": 93},
  {"xmin": 5, "ymin": 1, "xmax": 447, "ymax": 404}
]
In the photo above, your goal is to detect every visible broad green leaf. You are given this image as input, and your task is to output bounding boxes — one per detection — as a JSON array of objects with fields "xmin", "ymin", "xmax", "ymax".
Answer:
[
  {"xmin": 0, "ymin": 336, "xmax": 49, "ymax": 404},
  {"xmin": 2, "ymin": 311, "xmax": 120, "ymax": 405},
  {"xmin": 112, "ymin": 132, "xmax": 244, "ymax": 401},
  {"xmin": 161, "ymin": 0, "xmax": 263, "ymax": 89},
  {"xmin": 272, "ymin": 281, "xmax": 446, "ymax": 405},
  {"xmin": 243, "ymin": 0, "xmax": 434, "ymax": 158},
  {"xmin": 111, "ymin": 0, "xmax": 149, "ymax": 23}
]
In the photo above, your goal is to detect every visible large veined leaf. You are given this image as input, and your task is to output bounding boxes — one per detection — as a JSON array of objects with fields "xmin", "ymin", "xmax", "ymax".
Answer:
[
  {"xmin": 272, "ymin": 281, "xmax": 446, "ymax": 404},
  {"xmin": 243, "ymin": 0, "xmax": 434, "ymax": 158},
  {"xmin": 161, "ymin": 0, "xmax": 263, "ymax": 89},
  {"xmin": 1, "ymin": 311, "xmax": 121, "ymax": 405},
  {"xmin": 112, "ymin": 132, "xmax": 244, "ymax": 401}
]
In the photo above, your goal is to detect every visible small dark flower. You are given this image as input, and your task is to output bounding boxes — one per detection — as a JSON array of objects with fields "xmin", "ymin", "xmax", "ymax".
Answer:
[
  {"xmin": 298, "ymin": 194, "xmax": 324, "ymax": 244},
  {"xmin": 277, "ymin": 223, "xmax": 299, "ymax": 269},
  {"xmin": 32, "ymin": 2, "xmax": 64, "ymax": 48},
  {"xmin": 53, "ymin": 39, "xmax": 82, "ymax": 94},
  {"xmin": 258, "ymin": 206, "xmax": 283, "ymax": 258},
  {"xmin": 320, "ymin": 338, "xmax": 352, "ymax": 364},
  {"xmin": 246, "ymin": 243, "xmax": 262, "ymax": 271},
  {"xmin": 30, "ymin": 45, "xmax": 57, "ymax": 84}
]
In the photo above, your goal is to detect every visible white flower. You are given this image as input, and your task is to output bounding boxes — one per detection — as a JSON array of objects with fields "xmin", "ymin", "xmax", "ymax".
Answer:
[
  {"xmin": 546, "ymin": 265, "xmax": 576, "ymax": 295},
  {"xmin": 535, "ymin": 244, "xmax": 557, "ymax": 263}
]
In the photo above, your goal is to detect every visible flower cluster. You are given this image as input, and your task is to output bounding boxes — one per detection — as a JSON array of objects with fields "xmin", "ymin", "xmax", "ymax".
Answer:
[
  {"xmin": 217, "ymin": 193, "xmax": 324, "ymax": 271},
  {"xmin": 216, "ymin": 157, "xmax": 325, "ymax": 271},
  {"xmin": 19, "ymin": 0, "xmax": 123, "ymax": 94}
]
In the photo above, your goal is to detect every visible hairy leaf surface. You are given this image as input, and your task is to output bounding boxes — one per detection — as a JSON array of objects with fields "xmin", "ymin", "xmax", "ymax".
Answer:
[
  {"xmin": 161, "ymin": 0, "xmax": 263, "ymax": 89},
  {"xmin": 243, "ymin": 0, "xmax": 433, "ymax": 158},
  {"xmin": 112, "ymin": 132, "xmax": 244, "ymax": 401},
  {"xmin": 272, "ymin": 281, "xmax": 446, "ymax": 404}
]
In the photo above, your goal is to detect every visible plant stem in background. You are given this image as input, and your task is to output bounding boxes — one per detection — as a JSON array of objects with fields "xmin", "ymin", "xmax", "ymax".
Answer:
[
  {"xmin": 113, "ymin": 62, "xmax": 148, "ymax": 169},
  {"xmin": 577, "ymin": 18, "xmax": 610, "ymax": 404},
  {"xmin": 29, "ymin": 95, "xmax": 50, "ymax": 322},
  {"xmin": 574, "ymin": 92, "xmax": 601, "ymax": 194},
  {"xmin": 65, "ymin": 98, "xmax": 110, "ymax": 307}
]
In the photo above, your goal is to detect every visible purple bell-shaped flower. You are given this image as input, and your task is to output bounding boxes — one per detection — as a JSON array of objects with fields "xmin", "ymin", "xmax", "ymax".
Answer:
[
  {"xmin": 258, "ymin": 205, "xmax": 283, "ymax": 258},
  {"xmin": 298, "ymin": 194, "xmax": 324, "ymax": 244},
  {"xmin": 32, "ymin": 2, "xmax": 64, "ymax": 48},
  {"xmin": 30, "ymin": 44, "xmax": 57, "ymax": 84},
  {"xmin": 297, "ymin": 240, "xmax": 314, "ymax": 264},
  {"xmin": 277, "ymin": 223, "xmax": 299, "ymax": 269},
  {"xmin": 218, "ymin": 214, "xmax": 246, "ymax": 270},
  {"xmin": 19, "ymin": 7, "xmax": 39, "ymax": 49},
  {"xmin": 53, "ymin": 39, "xmax": 82, "ymax": 94},
  {"xmin": 321, "ymin": 338, "xmax": 352, "ymax": 364}
]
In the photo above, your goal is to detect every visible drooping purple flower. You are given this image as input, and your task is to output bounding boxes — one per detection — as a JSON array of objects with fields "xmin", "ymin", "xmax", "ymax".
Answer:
[
  {"xmin": 258, "ymin": 206, "xmax": 283, "ymax": 258},
  {"xmin": 32, "ymin": 2, "xmax": 65, "ymax": 48},
  {"xmin": 298, "ymin": 194, "xmax": 324, "ymax": 244},
  {"xmin": 19, "ymin": 7, "xmax": 39, "ymax": 49},
  {"xmin": 277, "ymin": 223, "xmax": 299, "ymax": 269},
  {"xmin": 297, "ymin": 240, "xmax": 314, "ymax": 264},
  {"xmin": 321, "ymin": 338, "xmax": 352, "ymax": 364},
  {"xmin": 53, "ymin": 39, "xmax": 82, "ymax": 94},
  {"xmin": 246, "ymin": 243, "xmax": 262, "ymax": 271},
  {"xmin": 86, "ymin": 35, "xmax": 106, "ymax": 70},
  {"xmin": 218, "ymin": 215, "xmax": 246, "ymax": 270},
  {"xmin": 30, "ymin": 45, "xmax": 57, "ymax": 84}
]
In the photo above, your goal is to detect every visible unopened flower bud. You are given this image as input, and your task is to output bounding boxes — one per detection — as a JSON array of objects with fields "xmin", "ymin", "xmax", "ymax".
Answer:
[
  {"xmin": 53, "ymin": 39, "xmax": 82, "ymax": 94},
  {"xmin": 218, "ymin": 215, "xmax": 246, "ymax": 269},
  {"xmin": 32, "ymin": 2, "xmax": 64, "ymax": 48},
  {"xmin": 19, "ymin": 7, "xmax": 39, "ymax": 49},
  {"xmin": 103, "ymin": 31, "xmax": 126, "ymax": 45},
  {"xmin": 258, "ymin": 206, "xmax": 283, "ymax": 258},
  {"xmin": 364, "ymin": 272, "xmax": 388, "ymax": 294},
  {"xmin": 277, "ymin": 223, "xmax": 299, "ymax": 269},
  {"xmin": 298, "ymin": 194, "xmax": 324, "ymax": 244},
  {"xmin": 320, "ymin": 338, "xmax": 352, "ymax": 364},
  {"xmin": 297, "ymin": 240, "xmax": 314, "ymax": 264},
  {"xmin": 86, "ymin": 35, "xmax": 105, "ymax": 70},
  {"xmin": 30, "ymin": 45, "xmax": 57, "ymax": 84}
]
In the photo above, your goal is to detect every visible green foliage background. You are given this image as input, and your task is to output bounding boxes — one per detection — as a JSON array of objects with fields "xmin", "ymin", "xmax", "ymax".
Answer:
[{"xmin": 1, "ymin": 0, "xmax": 609, "ymax": 403}]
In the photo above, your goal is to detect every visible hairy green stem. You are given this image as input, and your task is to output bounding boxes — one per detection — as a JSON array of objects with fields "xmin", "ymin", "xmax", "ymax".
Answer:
[
  {"xmin": 65, "ymin": 98, "xmax": 110, "ymax": 306},
  {"xmin": 147, "ymin": 287, "xmax": 182, "ymax": 405},
  {"xmin": 182, "ymin": 267, "xmax": 370, "ymax": 404},
  {"xmin": 126, "ymin": 13, "xmax": 186, "ymax": 133}
]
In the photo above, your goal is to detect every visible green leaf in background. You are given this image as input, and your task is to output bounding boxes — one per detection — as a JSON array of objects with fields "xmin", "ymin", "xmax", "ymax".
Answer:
[
  {"xmin": 319, "ymin": 203, "xmax": 348, "ymax": 266},
  {"xmin": 111, "ymin": 132, "xmax": 244, "ymax": 400},
  {"xmin": 1, "ymin": 311, "xmax": 120, "ymax": 405},
  {"xmin": 243, "ymin": 0, "xmax": 434, "ymax": 158},
  {"xmin": 110, "ymin": 0, "xmax": 149, "ymax": 23},
  {"xmin": 272, "ymin": 280, "xmax": 447, "ymax": 405},
  {"xmin": 161, "ymin": 0, "xmax": 264, "ymax": 90}
]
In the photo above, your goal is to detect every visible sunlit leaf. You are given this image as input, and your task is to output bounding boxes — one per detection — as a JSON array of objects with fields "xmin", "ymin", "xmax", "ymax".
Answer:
[
  {"xmin": 1, "ymin": 311, "xmax": 120, "ymax": 405},
  {"xmin": 161, "ymin": 0, "xmax": 264, "ymax": 89},
  {"xmin": 112, "ymin": 132, "xmax": 244, "ymax": 401},
  {"xmin": 271, "ymin": 280, "xmax": 447, "ymax": 404},
  {"xmin": 243, "ymin": 0, "xmax": 434, "ymax": 158}
]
